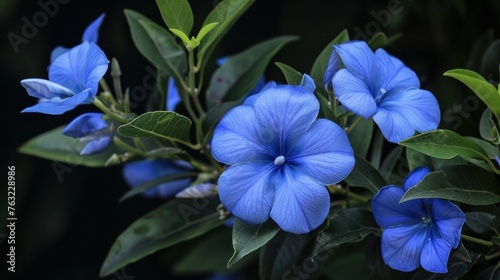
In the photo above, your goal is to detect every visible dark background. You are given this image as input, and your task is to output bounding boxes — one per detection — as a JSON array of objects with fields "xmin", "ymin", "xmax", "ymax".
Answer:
[{"xmin": 2, "ymin": 0, "xmax": 500, "ymax": 279}]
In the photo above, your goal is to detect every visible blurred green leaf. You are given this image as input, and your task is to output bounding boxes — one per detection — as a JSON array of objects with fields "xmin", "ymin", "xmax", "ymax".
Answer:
[
  {"xmin": 18, "ymin": 126, "xmax": 121, "ymax": 168},
  {"xmin": 367, "ymin": 32, "xmax": 388, "ymax": 50},
  {"xmin": 117, "ymin": 111, "xmax": 192, "ymax": 146},
  {"xmin": 275, "ymin": 62, "xmax": 302, "ymax": 85},
  {"xmin": 259, "ymin": 231, "xmax": 309, "ymax": 280},
  {"xmin": 313, "ymin": 208, "xmax": 379, "ymax": 257},
  {"xmin": 401, "ymin": 165, "xmax": 500, "ymax": 205},
  {"xmin": 480, "ymin": 39, "xmax": 500, "ymax": 82},
  {"xmin": 156, "ymin": 0, "xmax": 193, "ymax": 35},
  {"xmin": 465, "ymin": 136, "xmax": 499, "ymax": 159},
  {"xmin": 310, "ymin": 29, "xmax": 349, "ymax": 86},
  {"xmin": 228, "ymin": 218, "xmax": 280, "ymax": 268},
  {"xmin": 400, "ymin": 129, "xmax": 488, "ymax": 161},
  {"xmin": 380, "ymin": 146, "xmax": 404, "ymax": 184},
  {"xmin": 370, "ymin": 130, "xmax": 384, "ymax": 169},
  {"xmin": 344, "ymin": 156, "xmax": 386, "ymax": 193},
  {"xmin": 465, "ymin": 212, "xmax": 499, "ymax": 234},
  {"xmin": 100, "ymin": 198, "xmax": 225, "ymax": 277},
  {"xmin": 321, "ymin": 242, "xmax": 370, "ymax": 280},
  {"xmin": 347, "ymin": 117, "xmax": 374, "ymax": 159},
  {"xmin": 465, "ymin": 29, "xmax": 494, "ymax": 70},
  {"xmin": 206, "ymin": 35, "xmax": 298, "ymax": 108},
  {"xmin": 198, "ymin": 0, "xmax": 255, "ymax": 71},
  {"xmin": 480, "ymin": 109, "xmax": 499, "ymax": 143},
  {"xmin": 444, "ymin": 69, "xmax": 500, "ymax": 123},
  {"xmin": 124, "ymin": 9, "xmax": 186, "ymax": 76}
]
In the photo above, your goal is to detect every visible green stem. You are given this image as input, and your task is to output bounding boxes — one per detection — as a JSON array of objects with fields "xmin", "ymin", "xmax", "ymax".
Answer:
[
  {"xmin": 346, "ymin": 115, "xmax": 363, "ymax": 133},
  {"xmin": 99, "ymin": 78, "xmax": 111, "ymax": 94},
  {"xmin": 188, "ymin": 49, "xmax": 205, "ymax": 117},
  {"xmin": 483, "ymin": 156, "xmax": 500, "ymax": 175},
  {"xmin": 111, "ymin": 58, "xmax": 124, "ymax": 103},
  {"xmin": 92, "ymin": 99, "xmax": 130, "ymax": 124},
  {"xmin": 113, "ymin": 136, "xmax": 143, "ymax": 155},
  {"xmin": 328, "ymin": 186, "xmax": 371, "ymax": 203},
  {"xmin": 461, "ymin": 234, "xmax": 494, "ymax": 247},
  {"xmin": 484, "ymin": 251, "xmax": 500, "ymax": 261}
]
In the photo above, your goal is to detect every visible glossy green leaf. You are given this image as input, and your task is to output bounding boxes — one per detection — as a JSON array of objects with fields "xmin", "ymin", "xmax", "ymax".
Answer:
[
  {"xmin": 119, "ymin": 172, "xmax": 198, "ymax": 202},
  {"xmin": 124, "ymin": 10, "xmax": 186, "ymax": 76},
  {"xmin": 156, "ymin": 0, "xmax": 193, "ymax": 35},
  {"xmin": 201, "ymin": 101, "xmax": 240, "ymax": 144},
  {"xmin": 347, "ymin": 116, "xmax": 373, "ymax": 158},
  {"xmin": 444, "ymin": 69, "xmax": 500, "ymax": 123},
  {"xmin": 228, "ymin": 218, "xmax": 280, "ymax": 268},
  {"xmin": 275, "ymin": 62, "xmax": 302, "ymax": 85},
  {"xmin": 99, "ymin": 197, "xmax": 226, "ymax": 277},
  {"xmin": 465, "ymin": 212, "xmax": 499, "ymax": 234},
  {"xmin": 117, "ymin": 111, "xmax": 192, "ymax": 145},
  {"xmin": 313, "ymin": 208, "xmax": 379, "ymax": 257},
  {"xmin": 400, "ymin": 165, "xmax": 500, "ymax": 205},
  {"xmin": 344, "ymin": 156, "xmax": 386, "ymax": 193},
  {"xmin": 198, "ymin": 0, "xmax": 255, "ymax": 70},
  {"xmin": 465, "ymin": 136, "xmax": 499, "ymax": 159},
  {"xmin": 400, "ymin": 129, "xmax": 489, "ymax": 161},
  {"xmin": 310, "ymin": 29, "xmax": 349, "ymax": 85},
  {"xmin": 18, "ymin": 126, "xmax": 121, "ymax": 167},
  {"xmin": 259, "ymin": 231, "xmax": 309, "ymax": 280},
  {"xmin": 480, "ymin": 108, "xmax": 499, "ymax": 143},
  {"xmin": 206, "ymin": 35, "xmax": 298, "ymax": 108}
]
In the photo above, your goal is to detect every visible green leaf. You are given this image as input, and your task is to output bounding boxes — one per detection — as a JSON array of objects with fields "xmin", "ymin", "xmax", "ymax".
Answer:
[
  {"xmin": 400, "ymin": 129, "xmax": 489, "ymax": 161},
  {"xmin": 380, "ymin": 146, "xmax": 404, "ymax": 182},
  {"xmin": 201, "ymin": 101, "xmax": 240, "ymax": 144},
  {"xmin": 367, "ymin": 32, "xmax": 388, "ymax": 50},
  {"xmin": 117, "ymin": 111, "xmax": 192, "ymax": 146},
  {"xmin": 344, "ymin": 156, "xmax": 386, "ymax": 193},
  {"xmin": 465, "ymin": 212, "xmax": 499, "ymax": 234},
  {"xmin": 124, "ymin": 10, "xmax": 186, "ymax": 76},
  {"xmin": 465, "ymin": 136, "xmax": 499, "ymax": 159},
  {"xmin": 347, "ymin": 116, "xmax": 373, "ymax": 158},
  {"xmin": 480, "ymin": 108, "xmax": 499, "ymax": 143},
  {"xmin": 119, "ymin": 171, "xmax": 197, "ymax": 202},
  {"xmin": 370, "ymin": 130, "xmax": 384, "ymax": 169},
  {"xmin": 99, "ymin": 197, "xmax": 226, "ymax": 277},
  {"xmin": 206, "ymin": 35, "xmax": 299, "ymax": 108},
  {"xmin": 313, "ymin": 208, "xmax": 379, "ymax": 257},
  {"xmin": 156, "ymin": 0, "xmax": 193, "ymax": 35},
  {"xmin": 198, "ymin": 0, "xmax": 255, "ymax": 70},
  {"xmin": 143, "ymin": 147, "xmax": 187, "ymax": 159},
  {"xmin": 480, "ymin": 39, "xmax": 500, "ymax": 82},
  {"xmin": 400, "ymin": 165, "xmax": 500, "ymax": 205},
  {"xmin": 444, "ymin": 69, "xmax": 500, "ymax": 123},
  {"xmin": 169, "ymin": 28, "xmax": 191, "ymax": 46},
  {"xmin": 195, "ymin": 22, "xmax": 219, "ymax": 42},
  {"xmin": 274, "ymin": 62, "xmax": 302, "ymax": 85},
  {"xmin": 259, "ymin": 232, "xmax": 309, "ymax": 280},
  {"xmin": 18, "ymin": 126, "xmax": 121, "ymax": 168},
  {"xmin": 310, "ymin": 29, "xmax": 349, "ymax": 85},
  {"xmin": 410, "ymin": 251, "xmax": 480, "ymax": 280},
  {"xmin": 228, "ymin": 218, "xmax": 280, "ymax": 268}
]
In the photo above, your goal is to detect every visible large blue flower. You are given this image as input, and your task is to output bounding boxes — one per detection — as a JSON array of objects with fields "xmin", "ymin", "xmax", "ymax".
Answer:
[
  {"xmin": 122, "ymin": 159, "xmax": 193, "ymax": 199},
  {"xmin": 21, "ymin": 41, "xmax": 108, "ymax": 115},
  {"xmin": 211, "ymin": 75, "xmax": 355, "ymax": 234},
  {"xmin": 371, "ymin": 166, "xmax": 466, "ymax": 273},
  {"xmin": 325, "ymin": 41, "xmax": 440, "ymax": 143},
  {"xmin": 62, "ymin": 113, "xmax": 113, "ymax": 155}
]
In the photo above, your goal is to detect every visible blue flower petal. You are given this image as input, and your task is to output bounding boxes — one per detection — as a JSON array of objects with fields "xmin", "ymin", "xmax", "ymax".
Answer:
[
  {"xmin": 166, "ymin": 77, "xmax": 181, "ymax": 111},
  {"xmin": 431, "ymin": 199, "xmax": 465, "ymax": 248},
  {"xmin": 371, "ymin": 185, "xmax": 427, "ymax": 229},
  {"xmin": 218, "ymin": 162, "xmax": 276, "ymax": 224},
  {"xmin": 403, "ymin": 166, "xmax": 430, "ymax": 191},
  {"xmin": 323, "ymin": 47, "xmax": 339, "ymax": 90},
  {"xmin": 332, "ymin": 69, "xmax": 377, "ymax": 118},
  {"xmin": 374, "ymin": 48, "xmax": 420, "ymax": 91},
  {"xmin": 374, "ymin": 88, "xmax": 440, "ymax": 143},
  {"xmin": 20, "ymin": 78, "xmax": 74, "ymax": 100},
  {"xmin": 49, "ymin": 42, "xmax": 108, "ymax": 95},
  {"xmin": 420, "ymin": 230, "xmax": 453, "ymax": 273},
  {"xmin": 211, "ymin": 105, "xmax": 277, "ymax": 165},
  {"xmin": 381, "ymin": 224, "xmax": 428, "ymax": 272},
  {"xmin": 300, "ymin": 74, "xmax": 316, "ymax": 92},
  {"xmin": 80, "ymin": 134, "xmax": 112, "ymax": 155},
  {"xmin": 82, "ymin": 13, "xmax": 105, "ymax": 43},
  {"xmin": 62, "ymin": 113, "xmax": 107, "ymax": 137},
  {"xmin": 243, "ymin": 81, "xmax": 277, "ymax": 105},
  {"xmin": 334, "ymin": 41, "xmax": 378, "ymax": 87},
  {"xmin": 288, "ymin": 119, "xmax": 354, "ymax": 185},
  {"xmin": 253, "ymin": 85, "xmax": 319, "ymax": 145},
  {"xmin": 50, "ymin": 46, "xmax": 70, "ymax": 65},
  {"xmin": 270, "ymin": 167, "xmax": 330, "ymax": 234},
  {"xmin": 21, "ymin": 89, "xmax": 94, "ymax": 115}
]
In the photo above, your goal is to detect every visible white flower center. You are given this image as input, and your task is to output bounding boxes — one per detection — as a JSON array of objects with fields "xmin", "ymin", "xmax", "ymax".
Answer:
[{"xmin": 274, "ymin": 155, "xmax": 285, "ymax": 166}]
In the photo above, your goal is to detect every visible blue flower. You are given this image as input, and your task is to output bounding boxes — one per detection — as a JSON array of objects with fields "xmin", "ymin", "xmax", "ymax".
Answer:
[
  {"xmin": 325, "ymin": 41, "xmax": 440, "ymax": 143},
  {"xmin": 62, "ymin": 113, "xmax": 113, "ymax": 156},
  {"xmin": 166, "ymin": 77, "xmax": 181, "ymax": 111},
  {"xmin": 211, "ymin": 75, "xmax": 355, "ymax": 234},
  {"xmin": 122, "ymin": 159, "xmax": 193, "ymax": 199},
  {"xmin": 21, "ymin": 41, "xmax": 109, "ymax": 115},
  {"xmin": 371, "ymin": 166, "xmax": 466, "ymax": 273},
  {"xmin": 50, "ymin": 13, "xmax": 105, "ymax": 63}
]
